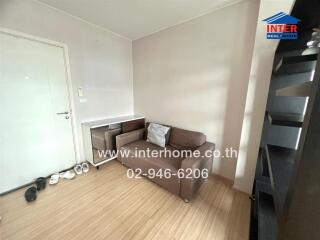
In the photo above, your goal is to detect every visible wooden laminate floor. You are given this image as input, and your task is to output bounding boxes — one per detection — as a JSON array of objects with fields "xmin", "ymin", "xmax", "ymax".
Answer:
[{"xmin": 0, "ymin": 161, "xmax": 250, "ymax": 240}]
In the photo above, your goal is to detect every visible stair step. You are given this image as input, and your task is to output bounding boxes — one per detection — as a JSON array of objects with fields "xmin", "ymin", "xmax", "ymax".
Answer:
[
  {"xmin": 274, "ymin": 53, "xmax": 318, "ymax": 75},
  {"xmin": 276, "ymin": 81, "xmax": 312, "ymax": 97},
  {"xmin": 267, "ymin": 111, "xmax": 304, "ymax": 127}
]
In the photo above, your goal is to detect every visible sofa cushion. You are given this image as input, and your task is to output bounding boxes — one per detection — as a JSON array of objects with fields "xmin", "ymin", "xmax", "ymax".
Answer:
[
  {"xmin": 147, "ymin": 123, "xmax": 170, "ymax": 147},
  {"xmin": 121, "ymin": 118, "xmax": 145, "ymax": 133},
  {"xmin": 120, "ymin": 140, "xmax": 184, "ymax": 194},
  {"xmin": 121, "ymin": 140, "xmax": 183, "ymax": 170},
  {"xmin": 145, "ymin": 122, "xmax": 171, "ymax": 144},
  {"xmin": 169, "ymin": 127, "xmax": 206, "ymax": 151}
]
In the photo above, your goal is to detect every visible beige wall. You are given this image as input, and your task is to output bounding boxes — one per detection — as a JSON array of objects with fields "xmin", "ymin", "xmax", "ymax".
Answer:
[
  {"xmin": 0, "ymin": 0, "xmax": 134, "ymax": 162},
  {"xmin": 234, "ymin": 0, "xmax": 295, "ymax": 193},
  {"xmin": 133, "ymin": 0, "xmax": 260, "ymax": 179}
]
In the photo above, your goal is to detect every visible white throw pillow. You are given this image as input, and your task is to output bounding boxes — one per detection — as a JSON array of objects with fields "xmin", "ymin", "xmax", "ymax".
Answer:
[{"xmin": 147, "ymin": 123, "xmax": 170, "ymax": 147}]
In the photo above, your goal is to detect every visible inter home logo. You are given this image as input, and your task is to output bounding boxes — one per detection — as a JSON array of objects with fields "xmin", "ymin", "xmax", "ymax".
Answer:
[{"xmin": 263, "ymin": 12, "xmax": 301, "ymax": 40}]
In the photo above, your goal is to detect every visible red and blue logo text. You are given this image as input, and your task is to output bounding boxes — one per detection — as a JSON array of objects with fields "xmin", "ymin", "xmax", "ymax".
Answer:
[{"xmin": 263, "ymin": 12, "xmax": 300, "ymax": 40}]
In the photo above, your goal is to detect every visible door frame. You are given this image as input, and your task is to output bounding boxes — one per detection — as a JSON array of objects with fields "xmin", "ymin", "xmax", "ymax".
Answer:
[{"xmin": 0, "ymin": 27, "xmax": 80, "ymax": 163}]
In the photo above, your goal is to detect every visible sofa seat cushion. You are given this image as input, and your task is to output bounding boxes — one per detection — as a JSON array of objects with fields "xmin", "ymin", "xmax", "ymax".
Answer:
[
  {"xmin": 121, "ymin": 140, "xmax": 184, "ymax": 170},
  {"xmin": 169, "ymin": 127, "xmax": 206, "ymax": 151},
  {"xmin": 120, "ymin": 140, "xmax": 184, "ymax": 194}
]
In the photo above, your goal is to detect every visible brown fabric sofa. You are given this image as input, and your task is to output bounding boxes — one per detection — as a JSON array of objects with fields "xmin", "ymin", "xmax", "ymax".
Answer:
[{"xmin": 116, "ymin": 124, "xmax": 215, "ymax": 202}]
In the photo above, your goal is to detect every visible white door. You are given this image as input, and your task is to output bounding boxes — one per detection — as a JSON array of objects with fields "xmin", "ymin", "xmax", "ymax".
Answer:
[{"xmin": 0, "ymin": 31, "xmax": 76, "ymax": 194}]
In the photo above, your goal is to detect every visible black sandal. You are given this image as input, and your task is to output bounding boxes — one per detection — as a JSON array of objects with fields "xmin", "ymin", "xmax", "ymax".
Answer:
[
  {"xmin": 35, "ymin": 177, "xmax": 47, "ymax": 191},
  {"xmin": 25, "ymin": 186, "xmax": 37, "ymax": 202}
]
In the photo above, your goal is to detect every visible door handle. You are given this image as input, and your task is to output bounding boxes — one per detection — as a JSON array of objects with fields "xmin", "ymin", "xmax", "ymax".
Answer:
[{"xmin": 56, "ymin": 111, "xmax": 69, "ymax": 115}]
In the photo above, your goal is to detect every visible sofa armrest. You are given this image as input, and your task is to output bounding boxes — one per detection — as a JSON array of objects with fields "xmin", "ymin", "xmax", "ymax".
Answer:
[
  {"xmin": 116, "ymin": 128, "xmax": 145, "ymax": 163},
  {"xmin": 180, "ymin": 142, "xmax": 215, "ymax": 202},
  {"xmin": 116, "ymin": 128, "xmax": 145, "ymax": 150}
]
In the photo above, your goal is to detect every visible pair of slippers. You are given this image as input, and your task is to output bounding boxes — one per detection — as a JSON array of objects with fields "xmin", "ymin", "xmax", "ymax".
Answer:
[
  {"xmin": 49, "ymin": 170, "xmax": 76, "ymax": 185},
  {"xmin": 74, "ymin": 162, "xmax": 89, "ymax": 175},
  {"xmin": 25, "ymin": 177, "xmax": 47, "ymax": 203},
  {"xmin": 48, "ymin": 162, "xmax": 89, "ymax": 185}
]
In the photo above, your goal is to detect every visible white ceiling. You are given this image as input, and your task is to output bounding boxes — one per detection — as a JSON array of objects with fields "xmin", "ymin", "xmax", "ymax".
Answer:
[{"xmin": 39, "ymin": 0, "xmax": 244, "ymax": 40}]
